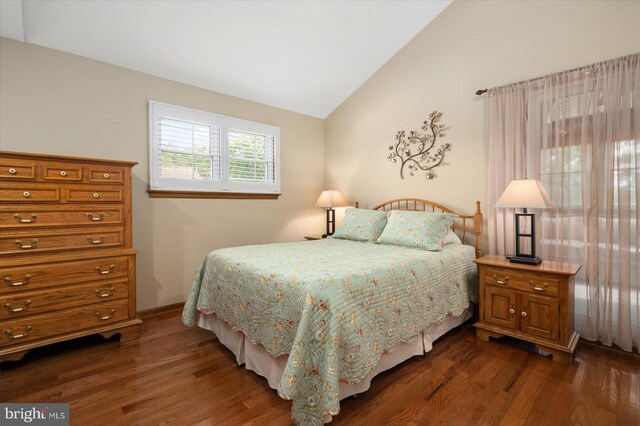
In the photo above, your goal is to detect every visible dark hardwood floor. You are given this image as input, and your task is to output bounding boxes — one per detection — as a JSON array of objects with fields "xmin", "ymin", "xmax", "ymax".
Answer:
[{"xmin": 1, "ymin": 308, "xmax": 638, "ymax": 425}]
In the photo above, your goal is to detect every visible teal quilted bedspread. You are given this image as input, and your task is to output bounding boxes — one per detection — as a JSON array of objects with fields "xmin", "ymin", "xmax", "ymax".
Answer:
[{"xmin": 183, "ymin": 238, "xmax": 478, "ymax": 425}]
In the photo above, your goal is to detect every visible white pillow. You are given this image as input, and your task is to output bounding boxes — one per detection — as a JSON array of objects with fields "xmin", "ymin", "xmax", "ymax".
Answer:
[{"xmin": 442, "ymin": 229, "xmax": 462, "ymax": 245}]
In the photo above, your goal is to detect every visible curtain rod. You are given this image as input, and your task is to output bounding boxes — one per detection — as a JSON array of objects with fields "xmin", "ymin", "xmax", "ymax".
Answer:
[{"xmin": 474, "ymin": 52, "xmax": 639, "ymax": 96}]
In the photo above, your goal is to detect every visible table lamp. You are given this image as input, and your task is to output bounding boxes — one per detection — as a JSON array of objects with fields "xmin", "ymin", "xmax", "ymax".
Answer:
[
  {"xmin": 494, "ymin": 179, "xmax": 555, "ymax": 265},
  {"xmin": 315, "ymin": 190, "xmax": 349, "ymax": 237}
]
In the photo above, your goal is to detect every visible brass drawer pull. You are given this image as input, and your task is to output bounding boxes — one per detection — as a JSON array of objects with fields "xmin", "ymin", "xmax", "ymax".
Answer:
[
  {"xmin": 23, "ymin": 191, "xmax": 30, "ymax": 198},
  {"xmin": 9, "ymin": 168, "xmax": 17, "ymax": 174},
  {"xmin": 4, "ymin": 274, "xmax": 31, "ymax": 287},
  {"xmin": 95, "ymin": 264, "xmax": 115, "ymax": 275},
  {"xmin": 492, "ymin": 274, "xmax": 509, "ymax": 285},
  {"xmin": 103, "ymin": 173, "xmax": 110, "ymax": 179},
  {"xmin": 95, "ymin": 309, "xmax": 116, "ymax": 320},
  {"xmin": 60, "ymin": 171, "xmax": 67, "ymax": 177},
  {"xmin": 15, "ymin": 239, "xmax": 39, "ymax": 249},
  {"xmin": 87, "ymin": 236, "xmax": 106, "ymax": 245},
  {"xmin": 14, "ymin": 213, "xmax": 38, "ymax": 223},
  {"xmin": 529, "ymin": 280, "xmax": 549, "ymax": 292},
  {"xmin": 95, "ymin": 287, "xmax": 115, "ymax": 298},
  {"xmin": 4, "ymin": 300, "xmax": 32, "ymax": 313},
  {"xmin": 86, "ymin": 212, "xmax": 105, "ymax": 221},
  {"xmin": 5, "ymin": 326, "xmax": 32, "ymax": 340},
  {"xmin": 93, "ymin": 193, "xmax": 100, "ymax": 198}
]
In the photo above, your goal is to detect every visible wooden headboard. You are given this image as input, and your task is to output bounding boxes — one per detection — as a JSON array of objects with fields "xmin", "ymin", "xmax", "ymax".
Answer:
[{"xmin": 356, "ymin": 198, "xmax": 483, "ymax": 258}]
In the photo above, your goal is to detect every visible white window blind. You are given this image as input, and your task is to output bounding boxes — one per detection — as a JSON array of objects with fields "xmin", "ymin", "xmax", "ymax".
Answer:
[
  {"xmin": 149, "ymin": 101, "xmax": 280, "ymax": 194},
  {"xmin": 158, "ymin": 118, "xmax": 222, "ymax": 181},
  {"xmin": 228, "ymin": 129, "xmax": 276, "ymax": 183}
]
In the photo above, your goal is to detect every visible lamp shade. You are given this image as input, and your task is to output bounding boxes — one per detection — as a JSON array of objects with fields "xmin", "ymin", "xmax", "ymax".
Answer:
[
  {"xmin": 494, "ymin": 179, "xmax": 556, "ymax": 209},
  {"xmin": 315, "ymin": 190, "xmax": 349, "ymax": 208}
]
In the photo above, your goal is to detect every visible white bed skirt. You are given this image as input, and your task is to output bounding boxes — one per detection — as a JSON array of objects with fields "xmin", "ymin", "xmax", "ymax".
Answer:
[{"xmin": 198, "ymin": 308, "xmax": 472, "ymax": 421}]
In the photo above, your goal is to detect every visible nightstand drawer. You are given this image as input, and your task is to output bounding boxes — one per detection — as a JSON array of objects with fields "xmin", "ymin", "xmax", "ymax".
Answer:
[{"xmin": 483, "ymin": 266, "xmax": 560, "ymax": 297}]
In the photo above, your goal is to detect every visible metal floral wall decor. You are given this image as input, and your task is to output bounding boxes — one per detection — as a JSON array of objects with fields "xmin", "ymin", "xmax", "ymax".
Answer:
[{"xmin": 387, "ymin": 111, "xmax": 451, "ymax": 179}]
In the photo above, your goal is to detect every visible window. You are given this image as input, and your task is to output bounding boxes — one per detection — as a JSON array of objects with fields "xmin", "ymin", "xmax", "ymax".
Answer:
[{"xmin": 149, "ymin": 101, "xmax": 280, "ymax": 196}]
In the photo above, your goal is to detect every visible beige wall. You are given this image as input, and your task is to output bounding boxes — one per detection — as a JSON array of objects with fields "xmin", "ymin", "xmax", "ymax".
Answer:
[
  {"xmin": 0, "ymin": 37, "xmax": 326, "ymax": 310},
  {"xmin": 325, "ymin": 0, "xmax": 640, "ymax": 229}
]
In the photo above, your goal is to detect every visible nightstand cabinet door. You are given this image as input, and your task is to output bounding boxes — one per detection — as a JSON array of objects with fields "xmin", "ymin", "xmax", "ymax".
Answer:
[
  {"xmin": 484, "ymin": 286, "xmax": 518, "ymax": 330},
  {"xmin": 520, "ymin": 293, "xmax": 559, "ymax": 341}
]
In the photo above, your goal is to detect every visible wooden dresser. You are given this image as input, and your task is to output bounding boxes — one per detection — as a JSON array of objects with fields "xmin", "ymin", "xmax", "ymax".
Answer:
[
  {"xmin": 0, "ymin": 151, "xmax": 141, "ymax": 367},
  {"xmin": 473, "ymin": 255, "xmax": 581, "ymax": 365}
]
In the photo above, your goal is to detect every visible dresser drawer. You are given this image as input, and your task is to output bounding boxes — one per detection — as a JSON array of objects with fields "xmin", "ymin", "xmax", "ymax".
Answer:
[
  {"xmin": 0, "ymin": 279, "xmax": 128, "ymax": 320},
  {"xmin": 0, "ymin": 256, "xmax": 128, "ymax": 294},
  {"xmin": 42, "ymin": 162, "xmax": 83, "ymax": 182},
  {"xmin": 87, "ymin": 166, "xmax": 125, "ymax": 184},
  {"xmin": 0, "ymin": 205, "xmax": 124, "ymax": 229},
  {"xmin": 0, "ymin": 298, "xmax": 129, "ymax": 347},
  {"xmin": 483, "ymin": 266, "xmax": 560, "ymax": 297},
  {"xmin": 0, "ymin": 227, "xmax": 124, "ymax": 256},
  {"xmin": 66, "ymin": 187, "xmax": 123, "ymax": 202},
  {"xmin": 0, "ymin": 186, "xmax": 60, "ymax": 203},
  {"xmin": 0, "ymin": 158, "xmax": 36, "ymax": 181}
]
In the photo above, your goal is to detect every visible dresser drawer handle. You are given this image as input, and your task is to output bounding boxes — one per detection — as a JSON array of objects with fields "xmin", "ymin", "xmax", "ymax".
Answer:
[
  {"xmin": 529, "ymin": 280, "xmax": 549, "ymax": 292},
  {"xmin": 509, "ymin": 308, "xmax": 515, "ymax": 314},
  {"xmin": 87, "ymin": 236, "xmax": 106, "ymax": 245},
  {"xmin": 4, "ymin": 300, "xmax": 32, "ymax": 313},
  {"xmin": 60, "ymin": 170, "xmax": 67, "ymax": 177},
  {"xmin": 9, "ymin": 168, "xmax": 17, "ymax": 174},
  {"xmin": 23, "ymin": 191, "xmax": 31, "ymax": 198},
  {"xmin": 86, "ymin": 212, "xmax": 105, "ymax": 221},
  {"xmin": 4, "ymin": 274, "xmax": 31, "ymax": 287},
  {"xmin": 95, "ymin": 264, "xmax": 115, "ymax": 275},
  {"xmin": 93, "ymin": 193, "xmax": 100, "ymax": 198},
  {"xmin": 14, "ymin": 213, "xmax": 38, "ymax": 223},
  {"xmin": 95, "ymin": 287, "xmax": 115, "ymax": 298},
  {"xmin": 103, "ymin": 173, "xmax": 110, "ymax": 179},
  {"xmin": 95, "ymin": 309, "xmax": 116, "ymax": 320},
  {"xmin": 15, "ymin": 239, "xmax": 39, "ymax": 249},
  {"xmin": 492, "ymin": 274, "xmax": 509, "ymax": 285},
  {"xmin": 5, "ymin": 326, "xmax": 32, "ymax": 340}
]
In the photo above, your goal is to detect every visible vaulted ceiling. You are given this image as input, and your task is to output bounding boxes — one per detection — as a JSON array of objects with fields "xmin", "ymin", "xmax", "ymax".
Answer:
[{"xmin": 0, "ymin": 0, "xmax": 451, "ymax": 118}]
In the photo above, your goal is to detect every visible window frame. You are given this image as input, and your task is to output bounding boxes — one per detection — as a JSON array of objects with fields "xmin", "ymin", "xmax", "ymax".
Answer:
[{"xmin": 148, "ymin": 101, "xmax": 281, "ymax": 197}]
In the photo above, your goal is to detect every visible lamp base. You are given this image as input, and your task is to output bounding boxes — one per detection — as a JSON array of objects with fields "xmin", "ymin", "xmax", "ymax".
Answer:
[{"xmin": 507, "ymin": 255, "xmax": 542, "ymax": 265}]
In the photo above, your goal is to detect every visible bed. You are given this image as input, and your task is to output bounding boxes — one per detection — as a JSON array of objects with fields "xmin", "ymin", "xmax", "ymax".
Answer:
[{"xmin": 183, "ymin": 199, "xmax": 483, "ymax": 425}]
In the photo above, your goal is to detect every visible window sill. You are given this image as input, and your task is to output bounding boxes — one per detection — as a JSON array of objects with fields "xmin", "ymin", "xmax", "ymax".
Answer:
[{"xmin": 147, "ymin": 189, "xmax": 281, "ymax": 200}]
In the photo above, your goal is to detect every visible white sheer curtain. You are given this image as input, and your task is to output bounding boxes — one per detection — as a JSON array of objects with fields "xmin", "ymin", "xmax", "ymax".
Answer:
[{"xmin": 487, "ymin": 53, "xmax": 639, "ymax": 352}]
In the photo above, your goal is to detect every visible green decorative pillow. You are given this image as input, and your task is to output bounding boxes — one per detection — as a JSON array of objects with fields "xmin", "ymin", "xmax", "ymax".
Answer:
[
  {"xmin": 332, "ymin": 208, "xmax": 389, "ymax": 242},
  {"xmin": 377, "ymin": 210, "xmax": 456, "ymax": 251}
]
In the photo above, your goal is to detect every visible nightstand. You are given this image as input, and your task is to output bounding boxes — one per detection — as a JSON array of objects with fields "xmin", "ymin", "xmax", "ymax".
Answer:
[
  {"xmin": 473, "ymin": 255, "xmax": 581, "ymax": 365},
  {"xmin": 304, "ymin": 236, "xmax": 323, "ymax": 241}
]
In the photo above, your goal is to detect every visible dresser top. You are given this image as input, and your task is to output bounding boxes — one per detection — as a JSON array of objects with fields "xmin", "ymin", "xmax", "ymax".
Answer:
[
  {"xmin": 475, "ymin": 255, "xmax": 582, "ymax": 276},
  {"xmin": 0, "ymin": 151, "xmax": 138, "ymax": 167}
]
